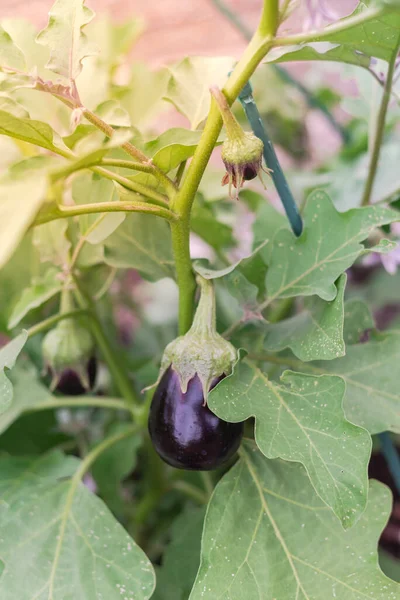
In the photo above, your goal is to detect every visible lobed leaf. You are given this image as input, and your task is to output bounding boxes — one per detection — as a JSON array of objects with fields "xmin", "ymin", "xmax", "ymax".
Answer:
[
  {"xmin": 36, "ymin": 0, "xmax": 97, "ymax": 80},
  {"xmin": 190, "ymin": 441, "xmax": 399, "ymax": 599},
  {"xmin": 0, "ymin": 451, "xmax": 155, "ymax": 600},
  {"xmin": 209, "ymin": 361, "xmax": 371, "ymax": 526}
]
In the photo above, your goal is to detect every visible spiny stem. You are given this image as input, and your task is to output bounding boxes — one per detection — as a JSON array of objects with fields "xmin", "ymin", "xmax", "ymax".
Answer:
[{"xmin": 361, "ymin": 46, "xmax": 399, "ymax": 206}]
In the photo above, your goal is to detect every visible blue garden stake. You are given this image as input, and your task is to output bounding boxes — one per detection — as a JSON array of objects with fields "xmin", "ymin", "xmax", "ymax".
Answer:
[
  {"xmin": 379, "ymin": 432, "xmax": 400, "ymax": 496},
  {"xmin": 238, "ymin": 80, "xmax": 303, "ymax": 237}
]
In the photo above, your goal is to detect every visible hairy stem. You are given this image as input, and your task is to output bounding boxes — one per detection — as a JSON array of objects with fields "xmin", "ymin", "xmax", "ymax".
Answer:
[
  {"xmin": 361, "ymin": 46, "xmax": 399, "ymax": 206},
  {"xmin": 258, "ymin": 0, "xmax": 279, "ymax": 38}
]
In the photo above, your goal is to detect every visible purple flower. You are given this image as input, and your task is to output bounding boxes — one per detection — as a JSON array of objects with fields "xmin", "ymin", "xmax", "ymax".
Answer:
[{"xmin": 304, "ymin": 0, "xmax": 338, "ymax": 30}]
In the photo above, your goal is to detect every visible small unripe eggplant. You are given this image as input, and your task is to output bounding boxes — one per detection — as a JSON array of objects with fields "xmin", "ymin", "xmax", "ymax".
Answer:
[
  {"xmin": 148, "ymin": 367, "xmax": 243, "ymax": 470},
  {"xmin": 42, "ymin": 319, "xmax": 96, "ymax": 395}
]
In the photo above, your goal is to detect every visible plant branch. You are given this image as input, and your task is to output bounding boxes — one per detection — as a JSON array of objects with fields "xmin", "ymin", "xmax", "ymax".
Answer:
[
  {"xmin": 27, "ymin": 396, "xmax": 132, "ymax": 414},
  {"xmin": 258, "ymin": 0, "xmax": 279, "ymax": 38},
  {"xmin": 82, "ymin": 108, "xmax": 177, "ymax": 198},
  {"xmin": 92, "ymin": 166, "xmax": 170, "ymax": 207},
  {"xmin": 35, "ymin": 199, "xmax": 178, "ymax": 226},
  {"xmin": 171, "ymin": 480, "xmax": 208, "ymax": 504},
  {"xmin": 272, "ymin": 5, "xmax": 387, "ymax": 47},
  {"xmin": 361, "ymin": 46, "xmax": 399, "ymax": 206},
  {"xmin": 26, "ymin": 310, "xmax": 88, "ymax": 337}
]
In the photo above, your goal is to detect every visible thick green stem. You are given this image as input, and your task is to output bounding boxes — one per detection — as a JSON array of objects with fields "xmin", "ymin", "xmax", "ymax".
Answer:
[
  {"xmin": 191, "ymin": 277, "xmax": 216, "ymax": 337},
  {"xmin": 258, "ymin": 0, "xmax": 279, "ymax": 38},
  {"xmin": 361, "ymin": 47, "xmax": 399, "ymax": 206},
  {"xmin": 170, "ymin": 219, "xmax": 197, "ymax": 334}
]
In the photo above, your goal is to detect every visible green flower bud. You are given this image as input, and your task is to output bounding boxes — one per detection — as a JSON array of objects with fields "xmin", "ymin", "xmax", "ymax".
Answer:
[
  {"xmin": 158, "ymin": 276, "xmax": 238, "ymax": 404},
  {"xmin": 210, "ymin": 86, "xmax": 272, "ymax": 199},
  {"xmin": 42, "ymin": 318, "xmax": 95, "ymax": 393}
]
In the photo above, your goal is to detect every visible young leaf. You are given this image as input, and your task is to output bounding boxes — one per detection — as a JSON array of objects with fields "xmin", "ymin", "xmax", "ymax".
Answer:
[
  {"xmin": 164, "ymin": 56, "xmax": 234, "ymax": 129},
  {"xmin": 8, "ymin": 267, "xmax": 63, "ymax": 329},
  {"xmin": 153, "ymin": 507, "xmax": 205, "ymax": 600},
  {"xmin": 190, "ymin": 441, "xmax": 399, "ymax": 599},
  {"xmin": 0, "ymin": 109, "xmax": 69, "ymax": 154},
  {"xmin": 0, "ymin": 24, "xmax": 25, "ymax": 70},
  {"xmin": 36, "ymin": 0, "xmax": 97, "ymax": 81},
  {"xmin": 33, "ymin": 220, "xmax": 71, "ymax": 266},
  {"xmin": 209, "ymin": 361, "xmax": 371, "ymax": 526},
  {"xmin": 0, "ymin": 332, "xmax": 27, "ymax": 413},
  {"xmin": 0, "ymin": 451, "xmax": 155, "ymax": 600},
  {"xmin": 0, "ymin": 172, "xmax": 47, "ymax": 269},
  {"xmin": 263, "ymin": 273, "xmax": 346, "ymax": 361},
  {"xmin": 104, "ymin": 213, "xmax": 175, "ymax": 281},
  {"xmin": 265, "ymin": 191, "xmax": 399, "ymax": 303}
]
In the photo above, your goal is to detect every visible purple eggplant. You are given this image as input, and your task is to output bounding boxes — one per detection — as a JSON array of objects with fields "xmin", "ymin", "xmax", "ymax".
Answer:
[{"xmin": 148, "ymin": 366, "xmax": 243, "ymax": 471}]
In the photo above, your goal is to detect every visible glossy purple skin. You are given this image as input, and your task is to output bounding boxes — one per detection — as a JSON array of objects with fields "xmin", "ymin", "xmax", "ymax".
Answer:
[
  {"xmin": 148, "ymin": 367, "xmax": 243, "ymax": 471},
  {"xmin": 55, "ymin": 356, "xmax": 97, "ymax": 396}
]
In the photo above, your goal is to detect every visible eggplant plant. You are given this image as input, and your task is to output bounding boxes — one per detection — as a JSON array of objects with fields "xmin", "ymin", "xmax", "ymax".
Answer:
[{"xmin": 0, "ymin": 0, "xmax": 400, "ymax": 598}]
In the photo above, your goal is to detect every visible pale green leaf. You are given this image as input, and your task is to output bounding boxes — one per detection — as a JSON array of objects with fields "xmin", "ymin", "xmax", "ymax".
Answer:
[
  {"xmin": 0, "ymin": 97, "xmax": 29, "ymax": 118},
  {"xmin": 8, "ymin": 267, "xmax": 62, "ymax": 329},
  {"xmin": 313, "ymin": 332, "xmax": 400, "ymax": 434},
  {"xmin": 0, "ymin": 360, "xmax": 53, "ymax": 435},
  {"xmin": 264, "ymin": 274, "xmax": 346, "ymax": 361},
  {"xmin": 0, "ymin": 332, "xmax": 27, "ymax": 413},
  {"xmin": 0, "ymin": 172, "xmax": 47, "ymax": 269},
  {"xmin": 191, "ymin": 201, "xmax": 235, "ymax": 251},
  {"xmin": 343, "ymin": 299, "xmax": 374, "ymax": 345},
  {"xmin": 153, "ymin": 507, "xmax": 205, "ymax": 600},
  {"xmin": 36, "ymin": 0, "xmax": 97, "ymax": 80},
  {"xmin": 33, "ymin": 219, "xmax": 71, "ymax": 266},
  {"xmin": 0, "ymin": 24, "xmax": 25, "ymax": 70},
  {"xmin": 104, "ymin": 213, "xmax": 175, "ymax": 281},
  {"xmin": 265, "ymin": 191, "xmax": 399, "ymax": 303},
  {"xmin": 190, "ymin": 441, "xmax": 399, "ymax": 600},
  {"xmin": 164, "ymin": 56, "xmax": 234, "ymax": 129},
  {"xmin": 265, "ymin": 42, "xmax": 371, "ymax": 68},
  {"xmin": 0, "ymin": 451, "xmax": 155, "ymax": 600},
  {"xmin": 209, "ymin": 362, "xmax": 371, "ymax": 526},
  {"xmin": 0, "ymin": 109, "xmax": 69, "ymax": 154}
]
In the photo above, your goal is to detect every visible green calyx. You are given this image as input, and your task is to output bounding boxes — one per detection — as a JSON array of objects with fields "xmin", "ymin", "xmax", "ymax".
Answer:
[
  {"xmin": 160, "ymin": 276, "xmax": 238, "ymax": 402},
  {"xmin": 42, "ymin": 318, "xmax": 94, "ymax": 391},
  {"xmin": 221, "ymin": 132, "xmax": 264, "ymax": 169}
]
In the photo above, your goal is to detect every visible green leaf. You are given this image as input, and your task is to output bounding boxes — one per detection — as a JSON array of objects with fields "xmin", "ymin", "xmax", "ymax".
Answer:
[
  {"xmin": 153, "ymin": 507, "xmax": 205, "ymax": 600},
  {"xmin": 265, "ymin": 191, "xmax": 399, "ymax": 303},
  {"xmin": 36, "ymin": 0, "xmax": 97, "ymax": 80},
  {"xmin": 0, "ymin": 360, "xmax": 53, "ymax": 435},
  {"xmin": 267, "ymin": 1, "xmax": 400, "ymax": 66},
  {"xmin": 104, "ymin": 213, "xmax": 175, "ymax": 281},
  {"xmin": 379, "ymin": 548, "xmax": 400, "ymax": 583},
  {"xmin": 191, "ymin": 201, "xmax": 235, "ymax": 251},
  {"xmin": 263, "ymin": 274, "xmax": 346, "ymax": 361},
  {"xmin": 0, "ymin": 451, "xmax": 155, "ymax": 600},
  {"xmin": 0, "ymin": 24, "xmax": 25, "ymax": 70},
  {"xmin": 314, "ymin": 332, "xmax": 400, "ymax": 434},
  {"xmin": 164, "ymin": 56, "xmax": 234, "ymax": 129},
  {"xmin": 0, "ymin": 109, "xmax": 68, "ymax": 154},
  {"xmin": 91, "ymin": 423, "xmax": 142, "ymax": 515},
  {"xmin": 33, "ymin": 219, "xmax": 71, "ymax": 266},
  {"xmin": 209, "ymin": 361, "xmax": 371, "ymax": 526},
  {"xmin": 343, "ymin": 299, "xmax": 374, "ymax": 345},
  {"xmin": 0, "ymin": 332, "xmax": 27, "ymax": 413},
  {"xmin": 8, "ymin": 267, "xmax": 62, "ymax": 329},
  {"xmin": 190, "ymin": 441, "xmax": 399, "ymax": 600},
  {"xmin": 0, "ymin": 172, "xmax": 47, "ymax": 269}
]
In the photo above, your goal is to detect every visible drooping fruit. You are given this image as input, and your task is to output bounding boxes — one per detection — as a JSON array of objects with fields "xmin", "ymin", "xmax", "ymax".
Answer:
[
  {"xmin": 148, "ymin": 366, "xmax": 243, "ymax": 470},
  {"xmin": 148, "ymin": 275, "xmax": 243, "ymax": 470}
]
